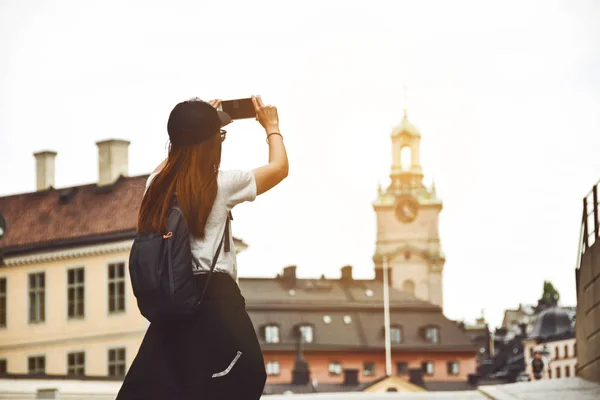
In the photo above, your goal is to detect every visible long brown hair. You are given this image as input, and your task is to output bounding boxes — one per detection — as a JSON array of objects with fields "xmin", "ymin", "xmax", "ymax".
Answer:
[{"xmin": 137, "ymin": 135, "xmax": 221, "ymax": 239}]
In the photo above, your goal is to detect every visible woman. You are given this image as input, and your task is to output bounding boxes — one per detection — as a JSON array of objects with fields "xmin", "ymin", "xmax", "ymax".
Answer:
[{"xmin": 116, "ymin": 96, "xmax": 288, "ymax": 400}]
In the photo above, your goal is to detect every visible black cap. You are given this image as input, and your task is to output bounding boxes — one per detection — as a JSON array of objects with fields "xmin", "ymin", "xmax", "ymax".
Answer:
[{"xmin": 167, "ymin": 99, "xmax": 232, "ymax": 146}]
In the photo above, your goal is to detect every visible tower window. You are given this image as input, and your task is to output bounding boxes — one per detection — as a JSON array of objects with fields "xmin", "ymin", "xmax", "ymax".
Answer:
[{"xmin": 400, "ymin": 146, "xmax": 412, "ymax": 170}]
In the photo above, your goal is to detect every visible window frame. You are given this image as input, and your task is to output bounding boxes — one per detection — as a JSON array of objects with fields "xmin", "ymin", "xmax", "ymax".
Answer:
[
  {"xmin": 0, "ymin": 277, "xmax": 6, "ymax": 328},
  {"xmin": 28, "ymin": 272, "xmax": 46, "ymax": 324},
  {"xmin": 67, "ymin": 267, "xmax": 85, "ymax": 319},
  {"xmin": 107, "ymin": 347, "xmax": 126, "ymax": 377},
  {"xmin": 298, "ymin": 324, "xmax": 314, "ymax": 344},
  {"xmin": 396, "ymin": 361, "xmax": 409, "ymax": 375},
  {"xmin": 107, "ymin": 262, "xmax": 126, "ymax": 315},
  {"xmin": 423, "ymin": 325, "xmax": 440, "ymax": 344},
  {"xmin": 390, "ymin": 325, "xmax": 403, "ymax": 344},
  {"xmin": 328, "ymin": 360, "xmax": 342, "ymax": 376},
  {"xmin": 264, "ymin": 324, "xmax": 280, "ymax": 344},
  {"xmin": 67, "ymin": 351, "xmax": 86, "ymax": 376},
  {"xmin": 447, "ymin": 361, "xmax": 460, "ymax": 376},
  {"xmin": 266, "ymin": 360, "xmax": 280, "ymax": 376},
  {"xmin": 27, "ymin": 355, "xmax": 46, "ymax": 375},
  {"xmin": 421, "ymin": 360, "xmax": 435, "ymax": 376},
  {"xmin": 363, "ymin": 361, "xmax": 376, "ymax": 376}
]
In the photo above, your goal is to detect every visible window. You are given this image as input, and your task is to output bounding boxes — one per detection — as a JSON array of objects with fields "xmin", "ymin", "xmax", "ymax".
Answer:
[
  {"xmin": 264, "ymin": 325, "xmax": 280, "ymax": 344},
  {"xmin": 67, "ymin": 352, "xmax": 85, "ymax": 375},
  {"xmin": 67, "ymin": 268, "xmax": 85, "ymax": 318},
  {"xmin": 108, "ymin": 263, "xmax": 126, "ymax": 313},
  {"xmin": 402, "ymin": 280, "xmax": 415, "ymax": 295},
  {"xmin": 565, "ymin": 365, "xmax": 570, "ymax": 377},
  {"xmin": 363, "ymin": 362, "xmax": 376, "ymax": 376},
  {"xmin": 564, "ymin": 345, "xmax": 569, "ymax": 358},
  {"xmin": 447, "ymin": 361, "xmax": 460, "ymax": 375},
  {"xmin": 28, "ymin": 356, "xmax": 45, "ymax": 374},
  {"xmin": 396, "ymin": 361, "xmax": 409, "ymax": 375},
  {"xmin": 555, "ymin": 346, "xmax": 559, "ymax": 359},
  {"xmin": 422, "ymin": 361, "xmax": 434, "ymax": 376},
  {"xmin": 108, "ymin": 348, "xmax": 126, "ymax": 377},
  {"xmin": 266, "ymin": 361, "xmax": 280, "ymax": 376},
  {"xmin": 400, "ymin": 146, "xmax": 412, "ymax": 170},
  {"xmin": 28, "ymin": 273, "xmax": 45, "ymax": 323},
  {"xmin": 390, "ymin": 326, "xmax": 402, "ymax": 343},
  {"xmin": 555, "ymin": 366, "xmax": 561, "ymax": 378},
  {"xmin": 548, "ymin": 368, "xmax": 552, "ymax": 379},
  {"xmin": 299, "ymin": 325, "xmax": 313, "ymax": 343},
  {"xmin": 0, "ymin": 358, "xmax": 6, "ymax": 374},
  {"xmin": 0, "ymin": 278, "xmax": 6, "ymax": 328},
  {"xmin": 425, "ymin": 327, "xmax": 440, "ymax": 344},
  {"xmin": 329, "ymin": 361, "xmax": 342, "ymax": 375}
]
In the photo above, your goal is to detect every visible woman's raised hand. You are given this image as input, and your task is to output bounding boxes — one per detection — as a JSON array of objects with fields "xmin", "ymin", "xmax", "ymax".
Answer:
[{"xmin": 252, "ymin": 96, "xmax": 279, "ymax": 134}]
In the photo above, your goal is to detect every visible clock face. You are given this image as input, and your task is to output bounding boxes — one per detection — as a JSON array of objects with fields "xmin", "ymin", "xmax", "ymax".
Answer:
[{"xmin": 395, "ymin": 195, "xmax": 419, "ymax": 223}]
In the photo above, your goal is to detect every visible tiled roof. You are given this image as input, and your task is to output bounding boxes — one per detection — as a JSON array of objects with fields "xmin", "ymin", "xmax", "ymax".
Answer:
[
  {"xmin": 241, "ymin": 278, "xmax": 476, "ymax": 352},
  {"xmin": 0, "ymin": 175, "xmax": 245, "ymax": 256}
]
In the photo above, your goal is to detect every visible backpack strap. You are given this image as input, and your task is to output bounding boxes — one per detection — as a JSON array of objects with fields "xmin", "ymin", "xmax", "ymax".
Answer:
[{"xmin": 196, "ymin": 216, "xmax": 231, "ymax": 307}]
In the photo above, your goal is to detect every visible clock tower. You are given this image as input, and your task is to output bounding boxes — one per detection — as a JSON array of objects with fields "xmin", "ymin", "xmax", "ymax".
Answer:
[{"xmin": 373, "ymin": 110, "xmax": 445, "ymax": 309}]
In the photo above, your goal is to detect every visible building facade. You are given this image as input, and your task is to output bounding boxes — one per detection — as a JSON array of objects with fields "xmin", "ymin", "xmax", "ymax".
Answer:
[
  {"xmin": 372, "ymin": 111, "xmax": 445, "ymax": 309},
  {"xmin": 0, "ymin": 140, "xmax": 245, "ymax": 377}
]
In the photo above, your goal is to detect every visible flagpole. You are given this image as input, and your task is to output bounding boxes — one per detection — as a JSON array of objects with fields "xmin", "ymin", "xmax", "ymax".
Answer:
[{"xmin": 383, "ymin": 255, "xmax": 392, "ymax": 376}]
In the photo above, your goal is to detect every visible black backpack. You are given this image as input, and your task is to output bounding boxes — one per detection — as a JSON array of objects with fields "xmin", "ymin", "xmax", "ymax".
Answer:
[{"xmin": 128, "ymin": 199, "xmax": 230, "ymax": 323}]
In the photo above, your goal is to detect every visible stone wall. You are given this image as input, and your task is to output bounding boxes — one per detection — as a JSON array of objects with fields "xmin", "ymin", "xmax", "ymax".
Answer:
[{"xmin": 576, "ymin": 229, "xmax": 600, "ymax": 381}]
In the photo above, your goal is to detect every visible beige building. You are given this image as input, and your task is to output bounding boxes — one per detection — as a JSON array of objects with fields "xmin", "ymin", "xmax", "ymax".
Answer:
[
  {"xmin": 373, "ymin": 111, "xmax": 444, "ymax": 309},
  {"xmin": 0, "ymin": 140, "xmax": 246, "ymax": 377}
]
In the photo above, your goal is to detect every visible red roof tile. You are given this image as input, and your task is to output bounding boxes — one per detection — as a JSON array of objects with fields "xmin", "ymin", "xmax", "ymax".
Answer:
[{"xmin": 0, "ymin": 175, "xmax": 148, "ymax": 255}]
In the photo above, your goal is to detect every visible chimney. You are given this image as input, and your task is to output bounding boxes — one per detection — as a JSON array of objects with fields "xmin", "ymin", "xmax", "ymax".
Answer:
[
  {"xmin": 343, "ymin": 369, "xmax": 359, "ymax": 386},
  {"xmin": 96, "ymin": 139, "xmax": 130, "ymax": 186},
  {"xmin": 341, "ymin": 265, "xmax": 353, "ymax": 282},
  {"xmin": 33, "ymin": 151, "xmax": 57, "ymax": 191},
  {"xmin": 282, "ymin": 266, "xmax": 297, "ymax": 287}
]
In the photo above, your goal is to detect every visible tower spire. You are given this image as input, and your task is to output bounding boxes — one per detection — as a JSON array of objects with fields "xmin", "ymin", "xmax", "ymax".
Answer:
[{"xmin": 403, "ymin": 84, "xmax": 408, "ymax": 119}]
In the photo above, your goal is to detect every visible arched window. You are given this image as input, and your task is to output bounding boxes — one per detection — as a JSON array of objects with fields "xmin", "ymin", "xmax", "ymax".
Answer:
[
  {"xmin": 403, "ymin": 280, "xmax": 415, "ymax": 295},
  {"xmin": 400, "ymin": 146, "xmax": 412, "ymax": 170}
]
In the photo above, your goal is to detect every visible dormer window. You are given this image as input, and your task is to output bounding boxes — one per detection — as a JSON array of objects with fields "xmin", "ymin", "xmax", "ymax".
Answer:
[
  {"xmin": 299, "ymin": 324, "xmax": 314, "ymax": 343},
  {"xmin": 424, "ymin": 326, "xmax": 440, "ymax": 344},
  {"xmin": 264, "ymin": 325, "xmax": 280, "ymax": 344},
  {"xmin": 390, "ymin": 326, "xmax": 403, "ymax": 343}
]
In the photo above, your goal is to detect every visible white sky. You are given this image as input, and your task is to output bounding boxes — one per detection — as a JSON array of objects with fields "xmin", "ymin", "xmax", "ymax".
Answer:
[{"xmin": 1, "ymin": 0, "xmax": 599, "ymax": 329}]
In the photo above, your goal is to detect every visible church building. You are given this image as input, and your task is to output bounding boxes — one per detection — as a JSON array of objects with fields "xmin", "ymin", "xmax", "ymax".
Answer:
[{"xmin": 373, "ymin": 110, "xmax": 445, "ymax": 309}]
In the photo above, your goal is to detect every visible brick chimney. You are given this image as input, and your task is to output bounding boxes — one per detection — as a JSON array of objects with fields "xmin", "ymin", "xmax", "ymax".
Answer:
[
  {"xmin": 341, "ymin": 265, "xmax": 353, "ymax": 282},
  {"xmin": 33, "ymin": 151, "xmax": 57, "ymax": 191},
  {"xmin": 96, "ymin": 139, "xmax": 130, "ymax": 186},
  {"xmin": 282, "ymin": 266, "xmax": 297, "ymax": 287}
]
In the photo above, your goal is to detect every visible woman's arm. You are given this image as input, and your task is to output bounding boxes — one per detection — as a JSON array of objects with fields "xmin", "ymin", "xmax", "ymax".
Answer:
[{"xmin": 251, "ymin": 96, "xmax": 289, "ymax": 196}]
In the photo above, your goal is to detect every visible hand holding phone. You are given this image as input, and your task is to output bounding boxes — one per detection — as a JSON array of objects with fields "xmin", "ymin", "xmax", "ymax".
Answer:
[
  {"xmin": 252, "ymin": 96, "xmax": 279, "ymax": 133},
  {"xmin": 220, "ymin": 98, "xmax": 256, "ymax": 120}
]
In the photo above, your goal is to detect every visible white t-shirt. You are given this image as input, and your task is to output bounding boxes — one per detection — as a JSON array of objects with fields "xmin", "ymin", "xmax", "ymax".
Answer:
[{"xmin": 145, "ymin": 170, "xmax": 257, "ymax": 282}]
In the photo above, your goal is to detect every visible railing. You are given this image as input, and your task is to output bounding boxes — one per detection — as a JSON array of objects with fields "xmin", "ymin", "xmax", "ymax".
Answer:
[{"xmin": 578, "ymin": 181, "xmax": 599, "ymax": 267}]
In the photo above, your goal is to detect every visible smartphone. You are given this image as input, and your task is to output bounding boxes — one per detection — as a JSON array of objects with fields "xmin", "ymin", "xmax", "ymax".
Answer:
[{"xmin": 220, "ymin": 98, "xmax": 256, "ymax": 120}]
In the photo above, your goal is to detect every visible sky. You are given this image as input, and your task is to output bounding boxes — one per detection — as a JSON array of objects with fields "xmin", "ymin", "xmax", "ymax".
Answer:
[{"xmin": 1, "ymin": 0, "xmax": 599, "ymax": 329}]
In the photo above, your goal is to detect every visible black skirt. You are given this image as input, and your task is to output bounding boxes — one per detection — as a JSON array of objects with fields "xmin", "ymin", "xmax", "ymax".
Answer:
[{"xmin": 116, "ymin": 272, "xmax": 267, "ymax": 400}]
